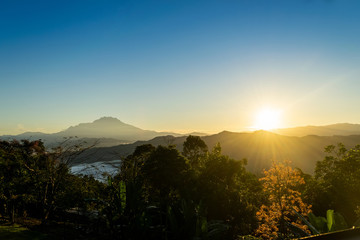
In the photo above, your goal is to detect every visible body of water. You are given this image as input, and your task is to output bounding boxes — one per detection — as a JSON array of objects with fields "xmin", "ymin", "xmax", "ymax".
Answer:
[{"xmin": 70, "ymin": 159, "xmax": 121, "ymax": 182}]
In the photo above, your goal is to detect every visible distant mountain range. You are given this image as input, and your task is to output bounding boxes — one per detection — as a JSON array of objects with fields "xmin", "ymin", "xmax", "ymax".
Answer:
[
  {"xmin": 270, "ymin": 123, "xmax": 360, "ymax": 136},
  {"xmin": 3, "ymin": 117, "xmax": 360, "ymax": 175},
  {"xmin": 0, "ymin": 117, "xmax": 206, "ymax": 147}
]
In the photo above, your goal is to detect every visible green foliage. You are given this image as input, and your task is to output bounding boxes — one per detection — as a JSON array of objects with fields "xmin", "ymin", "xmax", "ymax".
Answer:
[
  {"xmin": 183, "ymin": 135, "xmax": 208, "ymax": 169},
  {"xmin": 101, "ymin": 176, "xmax": 128, "ymax": 233},
  {"xmin": 308, "ymin": 212, "xmax": 327, "ymax": 233},
  {"xmin": 327, "ymin": 209, "xmax": 334, "ymax": 231},
  {"xmin": 314, "ymin": 144, "xmax": 360, "ymax": 224},
  {"xmin": 106, "ymin": 142, "xmax": 262, "ymax": 239},
  {"xmin": 166, "ymin": 200, "xmax": 228, "ymax": 240},
  {"xmin": 198, "ymin": 143, "xmax": 262, "ymax": 237},
  {"xmin": 8, "ymin": 138, "xmax": 349, "ymax": 239},
  {"xmin": 0, "ymin": 140, "xmax": 96, "ymax": 223},
  {"xmin": 119, "ymin": 144, "xmax": 155, "ymax": 182},
  {"xmin": 308, "ymin": 210, "xmax": 348, "ymax": 233},
  {"xmin": 143, "ymin": 145, "xmax": 190, "ymax": 201}
]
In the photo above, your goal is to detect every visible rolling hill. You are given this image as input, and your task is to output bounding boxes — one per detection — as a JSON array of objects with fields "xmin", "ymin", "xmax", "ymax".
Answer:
[{"xmin": 73, "ymin": 130, "xmax": 360, "ymax": 175}]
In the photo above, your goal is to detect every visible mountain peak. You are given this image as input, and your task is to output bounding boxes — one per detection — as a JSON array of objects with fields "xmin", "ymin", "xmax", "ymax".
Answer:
[
  {"xmin": 93, "ymin": 117, "xmax": 123, "ymax": 124},
  {"xmin": 56, "ymin": 117, "xmax": 163, "ymax": 141}
]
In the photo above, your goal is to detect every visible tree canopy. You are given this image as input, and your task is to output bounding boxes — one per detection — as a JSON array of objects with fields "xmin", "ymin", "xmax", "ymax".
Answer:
[{"xmin": 1, "ymin": 137, "xmax": 360, "ymax": 239}]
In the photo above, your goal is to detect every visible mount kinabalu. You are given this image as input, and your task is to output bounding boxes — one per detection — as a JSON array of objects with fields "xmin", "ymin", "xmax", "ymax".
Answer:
[
  {"xmin": 55, "ymin": 117, "xmax": 181, "ymax": 140},
  {"xmin": 0, "ymin": 117, "xmax": 182, "ymax": 147}
]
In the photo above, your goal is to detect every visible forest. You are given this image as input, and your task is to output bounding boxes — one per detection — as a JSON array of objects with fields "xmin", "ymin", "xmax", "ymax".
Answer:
[{"xmin": 0, "ymin": 136, "xmax": 359, "ymax": 239}]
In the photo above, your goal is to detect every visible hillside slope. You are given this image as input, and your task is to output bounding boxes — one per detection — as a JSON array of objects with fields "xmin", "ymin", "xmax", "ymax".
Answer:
[{"xmin": 75, "ymin": 131, "xmax": 360, "ymax": 174}]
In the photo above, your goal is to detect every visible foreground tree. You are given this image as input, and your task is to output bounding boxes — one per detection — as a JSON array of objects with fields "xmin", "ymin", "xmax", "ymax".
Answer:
[
  {"xmin": 143, "ymin": 145, "xmax": 190, "ymax": 204},
  {"xmin": 0, "ymin": 140, "xmax": 90, "ymax": 223},
  {"xmin": 119, "ymin": 144, "xmax": 155, "ymax": 183},
  {"xmin": 112, "ymin": 141, "xmax": 262, "ymax": 239},
  {"xmin": 314, "ymin": 143, "xmax": 360, "ymax": 224},
  {"xmin": 182, "ymin": 135, "xmax": 208, "ymax": 169},
  {"xmin": 256, "ymin": 161, "xmax": 311, "ymax": 240},
  {"xmin": 0, "ymin": 140, "xmax": 30, "ymax": 223},
  {"xmin": 198, "ymin": 143, "xmax": 262, "ymax": 237}
]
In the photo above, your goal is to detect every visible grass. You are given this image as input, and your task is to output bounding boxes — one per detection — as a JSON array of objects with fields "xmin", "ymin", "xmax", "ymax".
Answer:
[
  {"xmin": 0, "ymin": 215, "xmax": 106, "ymax": 240},
  {"xmin": 0, "ymin": 224, "xmax": 47, "ymax": 240}
]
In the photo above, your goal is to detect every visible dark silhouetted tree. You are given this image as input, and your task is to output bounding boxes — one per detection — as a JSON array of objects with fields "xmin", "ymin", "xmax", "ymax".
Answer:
[
  {"xmin": 314, "ymin": 143, "xmax": 360, "ymax": 224},
  {"xmin": 182, "ymin": 135, "xmax": 208, "ymax": 169}
]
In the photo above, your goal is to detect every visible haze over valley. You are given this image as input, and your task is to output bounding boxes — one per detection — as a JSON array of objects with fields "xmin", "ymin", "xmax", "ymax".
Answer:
[{"xmin": 3, "ymin": 117, "xmax": 360, "ymax": 175}]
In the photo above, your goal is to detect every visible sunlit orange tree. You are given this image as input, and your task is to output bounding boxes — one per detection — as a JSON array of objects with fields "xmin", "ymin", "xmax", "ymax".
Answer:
[{"xmin": 256, "ymin": 161, "xmax": 312, "ymax": 239}]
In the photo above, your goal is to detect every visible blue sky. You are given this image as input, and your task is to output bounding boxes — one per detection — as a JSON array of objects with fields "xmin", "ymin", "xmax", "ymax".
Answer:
[{"xmin": 1, "ymin": 0, "xmax": 360, "ymax": 134}]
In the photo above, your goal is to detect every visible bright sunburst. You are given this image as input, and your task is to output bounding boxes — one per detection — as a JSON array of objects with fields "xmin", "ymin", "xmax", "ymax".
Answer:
[{"xmin": 254, "ymin": 108, "xmax": 282, "ymax": 130}]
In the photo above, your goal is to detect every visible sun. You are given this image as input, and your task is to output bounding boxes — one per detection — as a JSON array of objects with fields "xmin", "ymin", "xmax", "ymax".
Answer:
[{"xmin": 254, "ymin": 108, "xmax": 282, "ymax": 130}]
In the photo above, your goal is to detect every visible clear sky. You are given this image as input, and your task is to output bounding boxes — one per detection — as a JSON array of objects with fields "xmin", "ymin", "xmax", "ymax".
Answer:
[{"xmin": 1, "ymin": 0, "xmax": 360, "ymax": 135}]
